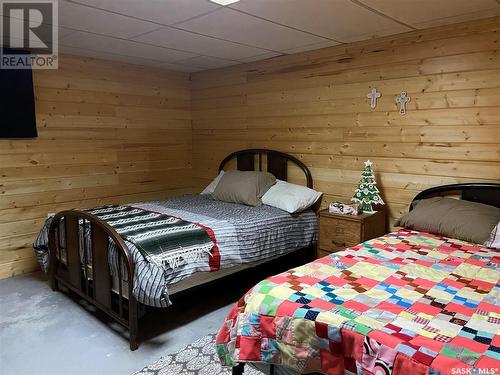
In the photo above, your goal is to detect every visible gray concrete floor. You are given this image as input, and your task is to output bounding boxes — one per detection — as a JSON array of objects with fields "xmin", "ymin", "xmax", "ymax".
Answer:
[{"xmin": 0, "ymin": 272, "xmax": 244, "ymax": 375}]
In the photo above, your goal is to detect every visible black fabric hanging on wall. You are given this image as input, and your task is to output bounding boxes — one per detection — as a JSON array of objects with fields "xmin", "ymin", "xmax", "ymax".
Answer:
[{"xmin": 0, "ymin": 49, "xmax": 38, "ymax": 138}]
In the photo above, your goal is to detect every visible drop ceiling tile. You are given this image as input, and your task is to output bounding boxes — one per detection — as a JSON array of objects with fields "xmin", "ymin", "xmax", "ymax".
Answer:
[
  {"xmin": 61, "ymin": 44, "xmax": 200, "ymax": 72},
  {"xmin": 174, "ymin": 55, "xmax": 237, "ymax": 69},
  {"xmin": 413, "ymin": 7, "xmax": 500, "ymax": 29},
  {"xmin": 133, "ymin": 26, "xmax": 269, "ymax": 60},
  {"xmin": 60, "ymin": 45, "xmax": 165, "ymax": 66},
  {"xmin": 154, "ymin": 61, "xmax": 204, "ymax": 72},
  {"xmin": 59, "ymin": 27, "xmax": 78, "ymax": 40},
  {"xmin": 359, "ymin": 0, "xmax": 499, "ymax": 27},
  {"xmin": 61, "ymin": 31, "xmax": 197, "ymax": 62},
  {"xmin": 176, "ymin": 7, "xmax": 328, "ymax": 52},
  {"xmin": 70, "ymin": 0, "xmax": 220, "ymax": 26},
  {"xmin": 282, "ymin": 40, "xmax": 341, "ymax": 54},
  {"xmin": 230, "ymin": 0, "xmax": 411, "ymax": 43},
  {"xmin": 238, "ymin": 51, "xmax": 283, "ymax": 63},
  {"xmin": 59, "ymin": 1, "xmax": 159, "ymax": 38}
]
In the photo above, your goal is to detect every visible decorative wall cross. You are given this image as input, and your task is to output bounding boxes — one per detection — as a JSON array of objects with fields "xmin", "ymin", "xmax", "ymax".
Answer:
[
  {"xmin": 367, "ymin": 88, "xmax": 381, "ymax": 109},
  {"xmin": 396, "ymin": 91, "xmax": 410, "ymax": 115}
]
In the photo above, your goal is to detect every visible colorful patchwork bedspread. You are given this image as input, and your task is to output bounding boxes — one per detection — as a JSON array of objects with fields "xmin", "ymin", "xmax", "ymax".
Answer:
[{"xmin": 216, "ymin": 229, "xmax": 500, "ymax": 375}]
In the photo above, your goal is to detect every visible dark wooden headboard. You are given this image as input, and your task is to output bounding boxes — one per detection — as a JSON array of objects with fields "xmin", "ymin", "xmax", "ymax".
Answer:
[
  {"xmin": 411, "ymin": 183, "xmax": 500, "ymax": 209},
  {"xmin": 219, "ymin": 149, "xmax": 313, "ymax": 188}
]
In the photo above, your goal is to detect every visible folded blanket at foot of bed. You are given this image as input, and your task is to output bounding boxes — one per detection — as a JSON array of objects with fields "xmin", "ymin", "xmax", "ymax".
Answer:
[
  {"xmin": 216, "ymin": 229, "xmax": 500, "ymax": 375},
  {"xmin": 33, "ymin": 202, "xmax": 218, "ymax": 307},
  {"xmin": 85, "ymin": 205, "xmax": 217, "ymax": 272}
]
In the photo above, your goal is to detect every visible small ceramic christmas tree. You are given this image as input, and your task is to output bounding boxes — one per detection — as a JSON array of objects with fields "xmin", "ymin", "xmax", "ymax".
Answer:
[{"xmin": 351, "ymin": 160, "xmax": 384, "ymax": 213}]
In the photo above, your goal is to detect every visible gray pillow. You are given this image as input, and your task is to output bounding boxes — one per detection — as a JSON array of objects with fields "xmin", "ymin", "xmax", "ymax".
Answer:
[
  {"xmin": 212, "ymin": 170, "xmax": 276, "ymax": 207},
  {"xmin": 396, "ymin": 197, "xmax": 500, "ymax": 245}
]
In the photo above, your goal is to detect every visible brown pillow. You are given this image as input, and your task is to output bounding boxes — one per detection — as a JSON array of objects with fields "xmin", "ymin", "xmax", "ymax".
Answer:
[
  {"xmin": 396, "ymin": 197, "xmax": 500, "ymax": 245},
  {"xmin": 212, "ymin": 170, "xmax": 276, "ymax": 207}
]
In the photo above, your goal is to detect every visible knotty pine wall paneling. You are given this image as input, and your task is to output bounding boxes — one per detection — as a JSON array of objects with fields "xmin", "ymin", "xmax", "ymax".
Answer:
[
  {"xmin": 191, "ymin": 17, "xmax": 500, "ymax": 228},
  {"xmin": 0, "ymin": 54, "xmax": 193, "ymax": 278},
  {"xmin": 2, "ymin": 17, "xmax": 500, "ymax": 279}
]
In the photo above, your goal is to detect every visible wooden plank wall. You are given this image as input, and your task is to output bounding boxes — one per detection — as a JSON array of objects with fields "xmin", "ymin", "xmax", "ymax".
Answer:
[
  {"xmin": 2, "ymin": 18, "xmax": 500, "ymax": 279},
  {"xmin": 0, "ymin": 54, "xmax": 193, "ymax": 278},
  {"xmin": 191, "ymin": 17, "xmax": 500, "ymax": 228}
]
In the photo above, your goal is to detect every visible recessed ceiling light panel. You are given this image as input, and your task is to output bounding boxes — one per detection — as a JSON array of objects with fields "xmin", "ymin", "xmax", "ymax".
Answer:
[{"xmin": 209, "ymin": 0, "xmax": 241, "ymax": 5}]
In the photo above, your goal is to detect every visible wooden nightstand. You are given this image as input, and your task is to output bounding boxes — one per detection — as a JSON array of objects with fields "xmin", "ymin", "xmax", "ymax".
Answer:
[{"xmin": 317, "ymin": 209, "xmax": 386, "ymax": 258}]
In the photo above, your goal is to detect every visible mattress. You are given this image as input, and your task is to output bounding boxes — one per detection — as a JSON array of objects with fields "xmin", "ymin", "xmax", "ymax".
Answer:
[
  {"xmin": 34, "ymin": 194, "xmax": 317, "ymax": 308},
  {"xmin": 216, "ymin": 229, "xmax": 499, "ymax": 375}
]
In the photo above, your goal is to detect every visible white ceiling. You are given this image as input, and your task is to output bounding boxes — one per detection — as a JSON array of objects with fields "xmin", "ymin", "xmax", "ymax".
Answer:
[{"xmin": 3, "ymin": 0, "xmax": 500, "ymax": 72}]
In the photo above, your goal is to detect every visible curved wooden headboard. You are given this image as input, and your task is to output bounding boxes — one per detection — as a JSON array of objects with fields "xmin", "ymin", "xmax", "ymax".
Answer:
[
  {"xmin": 219, "ymin": 149, "xmax": 313, "ymax": 188},
  {"xmin": 411, "ymin": 183, "xmax": 500, "ymax": 209}
]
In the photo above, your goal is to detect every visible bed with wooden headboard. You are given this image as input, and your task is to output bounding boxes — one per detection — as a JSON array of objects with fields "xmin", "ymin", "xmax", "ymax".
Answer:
[{"xmin": 36, "ymin": 149, "xmax": 318, "ymax": 350}]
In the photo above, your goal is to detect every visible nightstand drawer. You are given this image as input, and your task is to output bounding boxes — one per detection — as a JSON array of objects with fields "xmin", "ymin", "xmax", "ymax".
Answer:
[
  {"xmin": 319, "ymin": 218, "xmax": 361, "ymax": 251},
  {"xmin": 317, "ymin": 209, "xmax": 386, "ymax": 260}
]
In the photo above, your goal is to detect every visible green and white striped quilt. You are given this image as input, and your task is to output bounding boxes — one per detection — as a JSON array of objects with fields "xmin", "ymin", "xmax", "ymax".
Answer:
[{"xmin": 86, "ymin": 205, "xmax": 215, "ymax": 271}]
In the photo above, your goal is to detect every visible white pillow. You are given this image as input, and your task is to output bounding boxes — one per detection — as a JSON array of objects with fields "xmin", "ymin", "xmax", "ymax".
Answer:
[
  {"xmin": 201, "ymin": 170, "xmax": 224, "ymax": 195},
  {"xmin": 262, "ymin": 180, "xmax": 322, "ymax": 214},
  {"xmin": 484, "ymin": 222, "xmax": 500, "ymax": 249}
]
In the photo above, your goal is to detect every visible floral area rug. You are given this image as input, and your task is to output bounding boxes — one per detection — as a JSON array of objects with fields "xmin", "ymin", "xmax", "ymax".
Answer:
[{"xmin": 133, "ymin": 333, "xmax": 264, "ymax": 375}]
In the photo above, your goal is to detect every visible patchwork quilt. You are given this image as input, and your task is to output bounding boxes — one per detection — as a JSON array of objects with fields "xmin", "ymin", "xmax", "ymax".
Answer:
[{"xmin": 216, "ymin": 229, "xmax": 500, "ymax": 375}]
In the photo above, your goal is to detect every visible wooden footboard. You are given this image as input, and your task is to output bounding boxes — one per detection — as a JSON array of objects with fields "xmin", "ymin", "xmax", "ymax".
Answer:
[{"xmin": 48, "ymin": 210, "xmax": 139, "ymax": 350}]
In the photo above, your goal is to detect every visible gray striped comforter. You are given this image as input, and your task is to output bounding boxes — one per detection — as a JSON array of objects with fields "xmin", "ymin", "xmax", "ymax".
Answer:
[{"xmin": 34, "ymin": 194, "xmax": 317, "ymax": 307}]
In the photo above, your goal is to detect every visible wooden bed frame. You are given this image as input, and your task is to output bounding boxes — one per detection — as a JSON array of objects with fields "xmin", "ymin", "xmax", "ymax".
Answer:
[
  {"xmin": 47, "ymin": 149, "xmax": 314, "ymax": 351},
  {"xmin": 233, "ymin": 182, "xmax": 500, "ymax": 375}
]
